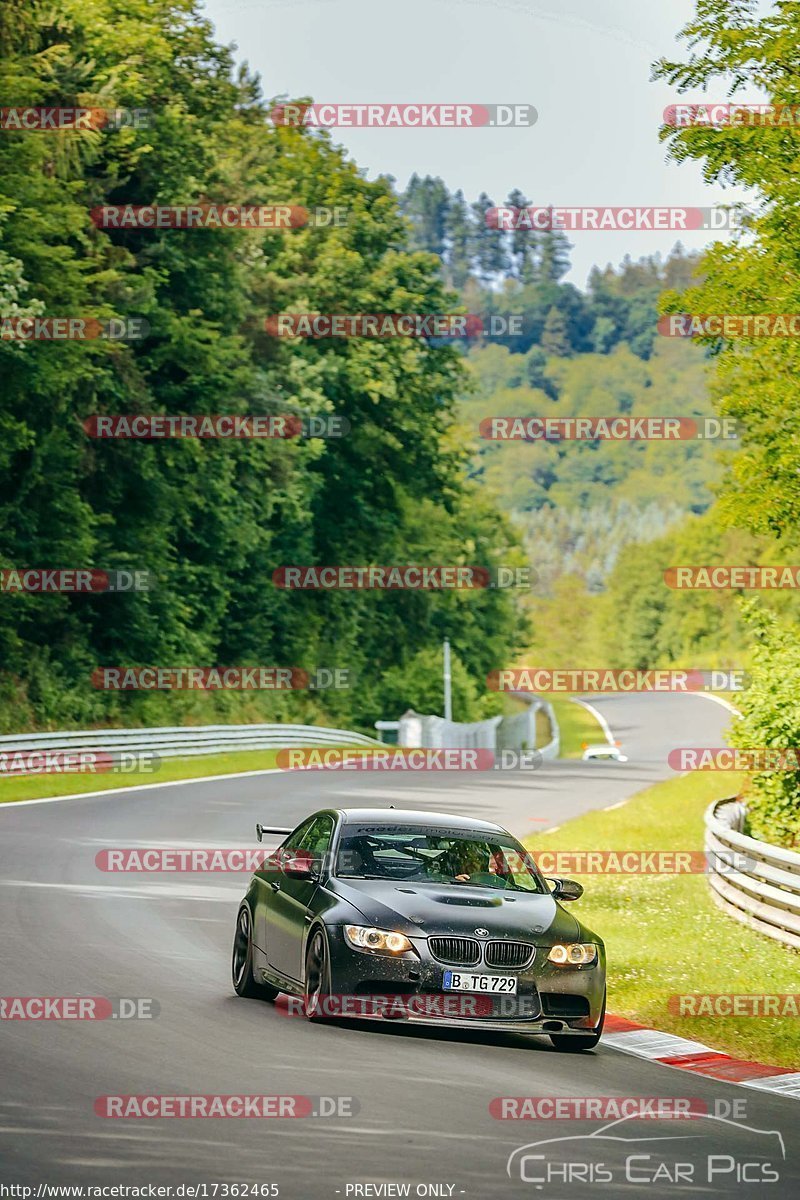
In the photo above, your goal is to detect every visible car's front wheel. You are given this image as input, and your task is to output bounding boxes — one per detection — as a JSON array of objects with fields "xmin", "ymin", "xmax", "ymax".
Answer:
[
  {"xmin": 549, "ymin": 989, "xmax": 605, "ymax": 1052},
  {"xmin": 232, "ymin": 904, "xmax": 279, "ymax": 1000},
  {"xmin": 303, "ymin": 928, "xmax": 331, "ymax": 1021}
]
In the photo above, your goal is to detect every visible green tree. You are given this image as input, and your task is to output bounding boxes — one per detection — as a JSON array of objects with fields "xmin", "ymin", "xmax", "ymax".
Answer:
[
  {"xmin": 379, "ymin": 646, "xmax": 481, "ymax": 723},
  {"xmin": 655, "ymin": 0, "xmax": 800, "ymax": 539},
  {"xmin": 444, "ymin": 188, "xmax": 472, "ymax": 288},
  {"xmin": 540, "ymin": 306, "xmax": 572, "ymax": 356},
  {"xmin": 400, "ymin": 173, "xmax": 451, "ymax": 256},
  {"xmin": 470, "ymin": 193, "xmax": 508, "ymax": 282},
  {"xmin": 538, "ymin": 228, "xmax": 572, "ymax": 283},
  {"xmin": 730, "ymin": 600, "xmax": 800, "ymax": 849}
]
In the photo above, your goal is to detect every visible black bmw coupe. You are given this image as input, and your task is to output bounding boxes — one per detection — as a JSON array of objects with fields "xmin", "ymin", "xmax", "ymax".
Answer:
[{"xmin": 232, "ymin": 807, "xmax": 606, "ymax": 1050}]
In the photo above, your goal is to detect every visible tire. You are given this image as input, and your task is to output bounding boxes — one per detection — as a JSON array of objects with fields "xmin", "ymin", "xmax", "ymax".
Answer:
[
  {"xmin": 549, "ymin": 989, "xmax": 605, "ymax": 1052},
  {"xmin": 303, "ymin": 928, "xmax": 331, "ymax": 1021},
  {"xmin": 232, "ymin": 904, "xmax": 279, "ymax": 1000}
]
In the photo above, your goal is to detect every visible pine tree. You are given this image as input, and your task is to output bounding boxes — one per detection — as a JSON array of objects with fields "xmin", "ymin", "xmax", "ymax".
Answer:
[
  {"xmin": 470, "ymin": 193, "xmax": 508, "ymax": 282},
  {"xmin": 538, "ymin": 228, "xmax": 572, "ymax": 282},
  {"xmin": 399, "ymin": 174, "xmax": 450, "ymax": 256},
  {"xmin": 445, "ymin": 189, "xmax": 472, "ymax": 287},
  {"xmin": 540, "ymin": 305, "xmax": 572, "ymax": 356},
  {"xmin": 505, "ymin": 188, "xmax": 537, "ymax": 281}
]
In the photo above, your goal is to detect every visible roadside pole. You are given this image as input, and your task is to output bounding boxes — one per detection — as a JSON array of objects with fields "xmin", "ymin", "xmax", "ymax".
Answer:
[{"xmin": 443, "ymin": 638, "xmax": 452, "ymax": 722}]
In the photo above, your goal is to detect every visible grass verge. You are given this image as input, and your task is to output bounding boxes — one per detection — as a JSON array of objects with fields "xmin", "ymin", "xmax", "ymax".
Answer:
[
  {"xmin": 0, "ymin": 745, "xmax": 367, "ymax": 805},
  {"xmin": 549, "ymin": 696, "xmax": 608, "ymax": 758},
  {"xmin": 525, "ymin": 770, "xmax": 800, "ymax": 1069}
]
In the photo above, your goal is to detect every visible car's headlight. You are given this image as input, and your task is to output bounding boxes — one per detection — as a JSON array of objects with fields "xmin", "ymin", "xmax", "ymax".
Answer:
[
  {"xmin": 344, "ymin": 925, "xmax": 414, "ymax": 955},
  {"xmin": 547, "ymin": 943, "xmax": 598, "ymax": 966}
]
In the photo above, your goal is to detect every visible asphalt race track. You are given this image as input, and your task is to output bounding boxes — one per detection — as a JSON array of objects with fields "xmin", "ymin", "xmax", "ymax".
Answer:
[{"xmin": 2, "ymin": 693, "xmax": 797, "ymax": 1198}]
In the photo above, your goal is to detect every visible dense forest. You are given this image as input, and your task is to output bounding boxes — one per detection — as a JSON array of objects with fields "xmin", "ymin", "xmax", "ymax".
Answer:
[
  {"xmin": 397, "ymin": 178, "xmax": 726, "ymax": 587},
  {"xmin": 0, "ymin": 1, "xmax": 723, "ymax": 735},
  {"xmin": 399, "ymin": 175, "xmax": 700, "ymax": 360},
  {"xmin": 0, "ymin": 0, "xmax": 524, "ymax": 731}
]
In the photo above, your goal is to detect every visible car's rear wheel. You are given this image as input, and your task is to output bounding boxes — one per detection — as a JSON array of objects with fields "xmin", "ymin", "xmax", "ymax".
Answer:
[
  {"xmin": 303, "ymin": 928, "xmax": 331, "ymax": 1021},
  {"xmin": 549, "ymin": 989, "xmax": 605, "ymax": 1052},
  {"xmin": 232, "ymin": 904, "xmax": 279, "ymax": 1000}
]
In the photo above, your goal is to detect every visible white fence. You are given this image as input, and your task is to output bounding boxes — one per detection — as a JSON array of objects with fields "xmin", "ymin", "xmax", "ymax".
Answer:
[
  {"xmin": 704, "ymin": 797, "xmax": 800, "ymax": 951},
  {"xmin": 498, "ymin": 697, "xmax": 560, "ymax": 759},
  {"xmin": 397, "ymin": 712, "xmax": 501, "ymax": 750},
  {"xmin": 397, "ymin": 695, "xmax": 560, "ymax": 759},
  {"xmin": 0, "ymin": 723, "xmax": 382, "ymax": 760}
]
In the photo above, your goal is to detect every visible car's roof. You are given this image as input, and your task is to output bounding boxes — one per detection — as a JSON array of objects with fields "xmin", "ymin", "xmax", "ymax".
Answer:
[
  {"xmin": 584, "ymin": 744, "xmax": 618, "ymax": 752},
  {"xmin": 337, "ymin": 807, "xmax": 505, "ymax": 833}
]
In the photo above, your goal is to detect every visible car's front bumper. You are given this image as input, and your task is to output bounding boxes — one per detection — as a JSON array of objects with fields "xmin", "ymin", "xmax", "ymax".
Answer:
[{"xmin": 322, "ymin": 926, "xmax": 606, "ymax": 1035}]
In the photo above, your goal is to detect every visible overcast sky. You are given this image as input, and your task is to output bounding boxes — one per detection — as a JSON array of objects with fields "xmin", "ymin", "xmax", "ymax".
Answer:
[{"xmin": 202, "ymin": 0, "xmax": 758, "ymax": 287}]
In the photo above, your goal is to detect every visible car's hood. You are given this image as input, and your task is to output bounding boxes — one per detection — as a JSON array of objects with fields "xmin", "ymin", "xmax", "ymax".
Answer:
[{"xmin": 329, "ymin": 878, "xmax": 581, "ymax": 943}]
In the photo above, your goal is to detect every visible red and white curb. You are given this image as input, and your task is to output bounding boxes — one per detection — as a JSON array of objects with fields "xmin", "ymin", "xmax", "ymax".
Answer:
[{"xmin": 604, "ymin": 1014, "xmax": 800, "ymax": 1099}]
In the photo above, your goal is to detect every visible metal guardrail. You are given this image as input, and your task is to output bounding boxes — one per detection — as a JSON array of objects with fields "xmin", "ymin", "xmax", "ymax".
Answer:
[
  {"xmin": 704, "ymin": 797, "xmax": 800, "ymax": 951},
  {"xmin": 395, "ymin": 694, "xmax": 560, "ymax": 759},
  {"xmin": 0, "ymin": 723, "xmax": 383, "ymax": 760},
  {"xmin": 507, "ymin": 693, "xmax": 560, "ymax": 760}
]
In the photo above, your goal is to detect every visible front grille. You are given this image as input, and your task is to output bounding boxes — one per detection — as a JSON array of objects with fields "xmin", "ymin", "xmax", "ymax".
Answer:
[
  {"xmin": 485, "ymin": 940, "xmax": 535, "ymax": 969},
  {"xmin": 428, "ymin": 936, "xmax": 480, "ymax": 966}
]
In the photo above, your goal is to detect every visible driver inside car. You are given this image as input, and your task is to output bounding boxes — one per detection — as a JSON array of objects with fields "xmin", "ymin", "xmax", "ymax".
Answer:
[{"xmin": 432, "ymin": 841, "xmax": 499, "ymax": 884}]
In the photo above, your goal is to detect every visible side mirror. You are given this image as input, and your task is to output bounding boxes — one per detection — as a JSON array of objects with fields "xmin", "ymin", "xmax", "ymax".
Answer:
[
  {"xmin": 547, "ymin": 876, "xmax": 584, "ymax": 902},
  {"xmin": 282, "ymin": 851, "xmax": 318, "ymax": 880}
]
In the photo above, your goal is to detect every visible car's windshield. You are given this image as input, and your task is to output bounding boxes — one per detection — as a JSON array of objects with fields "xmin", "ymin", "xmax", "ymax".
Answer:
[{"xmin": 335, "ymin": 824, "xmax": 548, "ymax": 893}]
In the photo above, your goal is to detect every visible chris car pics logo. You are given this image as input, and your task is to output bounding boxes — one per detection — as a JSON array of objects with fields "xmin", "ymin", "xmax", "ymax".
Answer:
[{"xmin": 506, "ymin": 1113, "xmax": 784, "ymax": 1187}]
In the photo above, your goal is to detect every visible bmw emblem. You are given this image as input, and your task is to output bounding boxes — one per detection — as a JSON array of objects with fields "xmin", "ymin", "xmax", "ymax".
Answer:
[{"xmin": 474, "ymin": 927, "xmax": 490, "ymax": 937}]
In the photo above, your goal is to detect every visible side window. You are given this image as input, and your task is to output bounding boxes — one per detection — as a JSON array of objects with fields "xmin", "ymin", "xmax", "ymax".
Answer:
[
  {"xmin": 281, "ymin": 820, "xmax": 314, "ymax": 853},
  {"xmin": 298, "ymin": 815, "xmax": 335, "ymax": 868}
]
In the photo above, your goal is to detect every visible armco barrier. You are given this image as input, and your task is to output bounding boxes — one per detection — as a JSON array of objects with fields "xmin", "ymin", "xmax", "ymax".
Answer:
[
  {"xmin": 397, "ymin": 695, "xmax": 559, "ymax": 760},
  {"xmin": 0, "ymin": 723, "xmax": 383, "ymax": 760},
  {"xmin": 704, "ymin": 797, "xmax": 800, "ymax": 951}
]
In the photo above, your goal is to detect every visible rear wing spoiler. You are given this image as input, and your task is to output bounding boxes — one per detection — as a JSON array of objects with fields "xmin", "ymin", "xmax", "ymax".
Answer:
[{"xmin": 256, "ymin": 823, "xmax": 292, "ymax": 843}]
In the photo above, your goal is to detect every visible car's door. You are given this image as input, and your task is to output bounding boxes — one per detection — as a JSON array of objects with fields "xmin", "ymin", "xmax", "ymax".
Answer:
[
  {"xmin": 265, "ymin": 813, "xmax": 335, "ymax": 983},
  {"xmin": 251, "ymin": 817, "xmax": 313, "ymax": 965}
]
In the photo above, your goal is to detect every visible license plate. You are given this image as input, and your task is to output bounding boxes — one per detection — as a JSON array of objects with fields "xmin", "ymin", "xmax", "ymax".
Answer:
[{"xmin": 442, "ymin": 971, "xmax": 518, "ymax": 994}]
